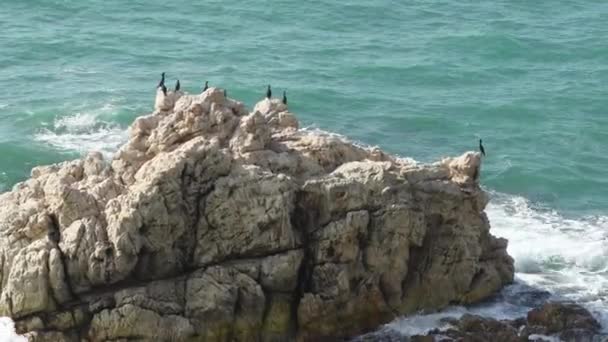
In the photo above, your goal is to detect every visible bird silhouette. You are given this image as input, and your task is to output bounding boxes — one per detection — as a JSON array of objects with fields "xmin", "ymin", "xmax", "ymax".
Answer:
[
  {"xmin": 175, "ymin": 80, "xmax": 180, "ymax": 92},
  {"xmin": 479, "ymin": 139, "xmax": 486, "ymax": 157},
  {"xmin": 282, "ymin": 91, "xmax": 287, "ymax": 105},
  {"xmin": 203, "ymin": 81, "xmax": 209, "ymax": 91},
  {"xmin": 266, "ymin": 85, "xmax": 272, "ymax": 99},
  {"xmin": 158, "ymin": 72, "xmax": 165, "ymax": 88}
]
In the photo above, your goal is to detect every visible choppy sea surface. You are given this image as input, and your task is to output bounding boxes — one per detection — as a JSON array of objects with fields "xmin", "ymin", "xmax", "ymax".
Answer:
[{"xmin": 1, "ymin": 0, "xmax": 607, "ymax": 338}]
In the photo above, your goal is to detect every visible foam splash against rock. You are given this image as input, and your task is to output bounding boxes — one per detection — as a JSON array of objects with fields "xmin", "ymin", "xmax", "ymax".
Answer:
[
  {"xmin": 0, "ymin": 318, "xmax": 26, "ymax": 342},
  {"xmin": 402, "ymin": 302, "xmax": 603, "ymax": 341},
  {"xmin": 0, "ymin": 87, "xmax": 513, "ymax": 341}
]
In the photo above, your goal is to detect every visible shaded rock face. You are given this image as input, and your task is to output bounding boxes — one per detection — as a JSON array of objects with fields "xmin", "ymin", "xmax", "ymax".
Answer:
[
  {"xmin": 0, "ymin": 88, "xmax": 514, "ymax": 341},
  {"xmin": 405, "ymin": 302, "xmax": 603, "ymax": 342}
]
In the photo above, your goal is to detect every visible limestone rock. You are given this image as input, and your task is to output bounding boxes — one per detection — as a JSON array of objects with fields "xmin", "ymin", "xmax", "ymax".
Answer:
[
  {"xmin": 0, "ymin": 87, "xmax": 515, "ymax": 341},
  {"xmin": 88, "ymin": 304, "xmax": 195, "ymax": 341}
]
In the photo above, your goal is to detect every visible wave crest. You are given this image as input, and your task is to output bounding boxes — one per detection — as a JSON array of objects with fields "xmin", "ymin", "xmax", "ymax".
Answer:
[{"xmin": 34, "ymin": 111, "xmax": 127, "ymax": 157}]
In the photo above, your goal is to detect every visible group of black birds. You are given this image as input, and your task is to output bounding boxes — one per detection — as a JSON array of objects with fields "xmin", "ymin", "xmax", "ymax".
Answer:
[
  {"xmin": 264, "ymin": 85, "xmax": 287, "ymax": 105},
  {"xmin": 157, "ymin": 73, "xmax": 485, "ymax": 157},
  {"xmin": 157, "ymin": 73, "xmax": 287, "ymax": 105}
]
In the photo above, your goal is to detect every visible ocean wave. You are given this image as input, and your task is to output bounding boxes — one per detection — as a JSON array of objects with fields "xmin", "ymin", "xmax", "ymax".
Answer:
[
  {"xmin": 53, "ymin": 112, "xmax": 100, "ymax": 131},
  {"xmin": 488, "ymin": 192, "xmax": 608, "ymax": 276},
  {"xmin": 34, "ymin": 111, "xmax": 128, "ymax": 157},
  {"xmin": 61, "ymin": 66, "xmax": 100, "ymax": 75},
  {"xmin": 487, "ymin": 192, "xmax": 608, "ymax": 331}
]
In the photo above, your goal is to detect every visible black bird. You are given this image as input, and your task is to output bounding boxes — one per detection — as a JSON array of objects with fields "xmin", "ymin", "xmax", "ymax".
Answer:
[
  {"xmin": 161, "ymin": 84, "xmax": 167, "ymax": 96},
  {"xmin": 158, "ymin": 72, "xmax": 165, "ymax": 87},
  {"xmin": 175, "ymin": 80, "xmax": 180, "ymax": 92},
  {"xmin": 203, "ymin": 81, "xmax": 209, "ymax": 91},
  {"xmin": 266, "ymin": 85, "xmax": 272, "ymax": 99},
  {"xmin": 282, "ymin": 90, "xmax": 287, "ymax": 105},
  {"xmin": 223, "ymin": 89, "xmax": 227, "ymax": 98},
  {"xmin": 479, "ymin": 139, "xmax": 486, "ymax": 157}
]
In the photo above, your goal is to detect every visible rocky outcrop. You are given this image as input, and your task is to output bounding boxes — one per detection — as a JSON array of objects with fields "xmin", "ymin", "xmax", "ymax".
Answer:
[
  {"xmin": 398, "ymin": 302, "xmax": 603, "ymax": 342},
  {"xmin": 0, "ymin": 87, "xmax": 513, "ymax": 341}
]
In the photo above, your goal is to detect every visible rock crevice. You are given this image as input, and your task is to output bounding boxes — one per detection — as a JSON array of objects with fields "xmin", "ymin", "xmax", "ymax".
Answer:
[{"xmin": 0, "ymin": 87, "xmax": 514, "ymax": 341}]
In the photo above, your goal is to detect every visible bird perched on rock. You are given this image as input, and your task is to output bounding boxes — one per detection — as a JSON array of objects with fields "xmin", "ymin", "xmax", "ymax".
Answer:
[
  {"xmin": 175, "ymin": 80, "xmax": 180, "ymax": 92},
  {"xmin": 158, "ymin": 72, "xmax": 165, "ymax": 88},
  {"xmin": 479, "ymin": 139, "xmax": 486, "ymax": 157},
  {"xmin": 266, "ymin": 85, "xmax": 272, "ymax": 99},
  {"xmin": 157, "ymin": 72, "xmax": 167, "ymax": 96},
  {"xmin": 203, "ymin": 81, "xmax": 209, "ymax": 91},
  {"xmin": 282, "ymin": 91, "xmax": 287, "ymax": 105},
  {"xmin": 223, "ymin": 89, "xmax": 227, "ymax": 98}
]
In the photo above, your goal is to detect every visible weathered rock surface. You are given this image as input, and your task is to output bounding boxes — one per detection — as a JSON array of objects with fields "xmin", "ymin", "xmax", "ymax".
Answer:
[
  {"xmin": 0, "ymin": 88, "xmax": 514, "ymax": 341},
  {"xmin": 399, "ymin": 302, "xmax": 604, "ymax": 342}
]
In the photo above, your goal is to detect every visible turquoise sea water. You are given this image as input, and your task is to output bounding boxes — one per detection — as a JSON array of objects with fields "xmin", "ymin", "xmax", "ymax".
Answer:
[
  {"xmin": 1, "ymin": 0, "xmax": 607, "ymax": 336},
  {"xmin": 2, "ymin": 0, "xmax": 607, "ymax": 214}
]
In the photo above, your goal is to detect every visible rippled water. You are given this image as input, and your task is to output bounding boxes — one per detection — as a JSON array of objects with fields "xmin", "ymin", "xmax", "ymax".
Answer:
[{"xmin": 1, "ymin": 0, "xmax": 607, "ymax": 337}]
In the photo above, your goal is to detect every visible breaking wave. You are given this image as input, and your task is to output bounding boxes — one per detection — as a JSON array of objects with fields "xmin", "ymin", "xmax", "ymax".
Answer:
[{"xmin": 34, "ymin": 109, "xmax": 128, "ymax": 157}]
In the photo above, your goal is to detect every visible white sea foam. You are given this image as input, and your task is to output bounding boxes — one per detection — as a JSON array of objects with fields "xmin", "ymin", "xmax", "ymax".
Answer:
[
  {"xmin": 385, "ymin": 306, "xmax": 467, "ymax": 336},
  {"xmin": 54, "ymin": 112, "xmax": 100, "ymax": 131},
  {"xmin": 386, "ymin": 281, "xmax": 535, "ymax": 335},
  {"xmin": 487, "ymin": 192, "xmax": 608, "ymax": 331},
  {"xmin": 528, "ymin": 334, "xmax": 560, "ymax": 342},
  {"xmin": 34, "ymin": 111, "xmax": 128, "ymax": 158},
  {"xmin": 0, "ymin": 317, "xmax": 26, "ymax": 341}
]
